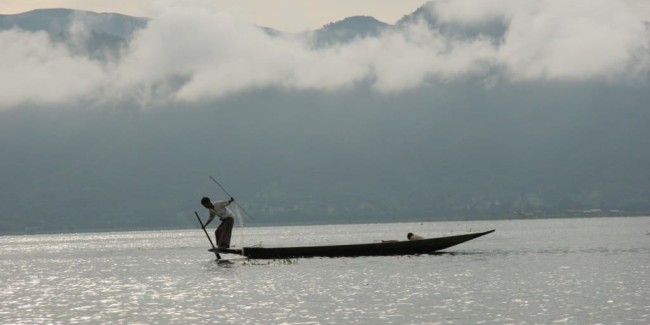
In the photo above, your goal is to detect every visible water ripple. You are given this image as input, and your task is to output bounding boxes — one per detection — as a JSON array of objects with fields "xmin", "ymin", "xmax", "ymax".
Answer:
[{"xmin": 1, "ymin": 217, "xmax": 649, "ymax": 324}]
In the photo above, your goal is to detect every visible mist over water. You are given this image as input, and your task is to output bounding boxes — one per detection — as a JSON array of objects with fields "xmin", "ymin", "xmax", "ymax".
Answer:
[{"xmin": 1, "ymin": 217, "xmax": 648, "ymax": 324}]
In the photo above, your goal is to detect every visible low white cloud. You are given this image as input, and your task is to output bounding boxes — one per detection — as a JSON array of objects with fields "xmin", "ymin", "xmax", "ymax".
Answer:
[
  {"xmin": 430, "ymin": 0, "xmax": 538, "ymax": 24},
  {"xmin": 430, "ymin": 0, "xmax": 650, "ymax": 80},
  {"xmin": 0, "ymin": 29, "xmax": 106, "ymax": 107},
  {"xmin": 497, "ymin": 0, "xmax": 648, "ymax": 80},
  {"xmin": 359, "ymin": 21, "xmax": 496, "ymax": 92},
  {"xmin": 0, "ymin": 0, "xmax": 647, "ymax": 109}
]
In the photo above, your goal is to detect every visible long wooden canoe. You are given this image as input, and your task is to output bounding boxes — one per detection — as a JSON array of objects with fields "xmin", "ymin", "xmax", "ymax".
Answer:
[{"xmin": 210, "ymin": 229, "xmax": 495, "ymax": 259}]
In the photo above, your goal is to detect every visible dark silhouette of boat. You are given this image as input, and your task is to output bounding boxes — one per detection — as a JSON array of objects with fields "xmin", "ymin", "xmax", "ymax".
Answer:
[{"xmin": 210, "ymin": 229, "xmax": 495, "ymax": 259}]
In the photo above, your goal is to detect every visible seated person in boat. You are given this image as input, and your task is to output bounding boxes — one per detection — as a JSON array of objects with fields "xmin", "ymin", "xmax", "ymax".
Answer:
[
  {"xmin": 201, "ymin": 196, "xmax": 235, "ymax": 248},
  {"xmin": 407, "ymin": 233, "xmax": 424, "ymax": 241}
]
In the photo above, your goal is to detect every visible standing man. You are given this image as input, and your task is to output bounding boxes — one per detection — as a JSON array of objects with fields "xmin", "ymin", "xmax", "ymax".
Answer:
[{"xmin": 201, "ymin": 196, "xmax": 235, "ymax": 248}]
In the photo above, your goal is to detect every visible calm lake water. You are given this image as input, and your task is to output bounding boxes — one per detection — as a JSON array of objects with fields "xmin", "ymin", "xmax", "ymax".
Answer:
[{"xmin": 1, "ymin": 217, "xmax": 648, "ymax": 324}]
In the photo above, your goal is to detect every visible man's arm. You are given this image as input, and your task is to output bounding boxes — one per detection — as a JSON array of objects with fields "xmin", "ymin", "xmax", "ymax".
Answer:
[
  {"xmin": 203, "ymin": 212, "xmax": 216, "ymax": 227},
  {"xmin": 216, "ymin": 197, "xmax": 235, "ymax": 208}
]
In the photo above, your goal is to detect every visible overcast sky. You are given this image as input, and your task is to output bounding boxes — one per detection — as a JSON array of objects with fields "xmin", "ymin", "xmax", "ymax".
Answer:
[
  {"xmin": 3, "ymin": 0, "xmax": 650, "ymax": 32},
  {"xmin": 1, "ymin": 0, "xmax": 649, "ymax": 108}
]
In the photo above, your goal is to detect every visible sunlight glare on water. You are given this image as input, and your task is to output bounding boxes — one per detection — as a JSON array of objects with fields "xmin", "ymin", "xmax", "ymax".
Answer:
[{"xmin": 1, "ymin": 217, "xmax": 648, "ymax": 324}]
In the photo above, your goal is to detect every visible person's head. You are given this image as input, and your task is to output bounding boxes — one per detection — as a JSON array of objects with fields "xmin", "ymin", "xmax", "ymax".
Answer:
[
  {"xmin": 201, "ymin": 197, "xmax": 212, "ymax": 208},
  {"xmin": 407, "ymin": 233, "xmax": 414, "ymax": 239}
]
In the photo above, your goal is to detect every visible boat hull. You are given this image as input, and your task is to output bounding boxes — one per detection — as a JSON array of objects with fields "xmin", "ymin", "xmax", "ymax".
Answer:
[{"xmin": 211, "ymin": 230, "xmax": 495, "ymax": 259}]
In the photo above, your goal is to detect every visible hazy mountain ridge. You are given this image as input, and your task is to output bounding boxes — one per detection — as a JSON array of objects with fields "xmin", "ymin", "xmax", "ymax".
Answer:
[
  {"xmin": 0, "ymin": 5, "xmax": 508, "ymax": 56},
  {"xmin": 2, "ymin": 82, "xmax": 648, "ymax": 234},
  {"xmin": 395, "ymin": 2, "xmax": 508, "ymax": 42},
  {"xmin": 0, "ymin": 8, "xmax": 148, "ymax": 60},
  {"xmin": 2, "ymin": 5, "xmax": 647, "ymax": 55},
  {"xmin": 0, "ymin": 8, "xmax": 147, "ymax": 37},
  {"xmin": 310, "ymin": 16, "xmax": 390, "ymax": 47},
  {"xmin": 0, "ymin": 9, "xmax": 387, "ymax": 57},
  {"xmin": 1, "ymin": 4, "xmax": 649, "ymax": 234}
]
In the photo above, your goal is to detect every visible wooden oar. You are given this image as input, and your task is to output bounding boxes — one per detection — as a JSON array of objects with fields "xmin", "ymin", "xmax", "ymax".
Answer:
[{"xmin": 195, "ymin": 211, "xmax": 221, "ymax": 260}]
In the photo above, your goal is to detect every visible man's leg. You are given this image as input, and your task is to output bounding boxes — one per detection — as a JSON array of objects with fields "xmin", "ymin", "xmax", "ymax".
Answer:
[{"xmin": 216, "ymin": 218, "xmax": 234, "ymax": 248}]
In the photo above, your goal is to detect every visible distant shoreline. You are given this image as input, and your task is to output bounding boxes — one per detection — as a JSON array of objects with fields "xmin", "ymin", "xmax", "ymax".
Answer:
[{"xmin": 2, "ymin": 214, "xmax": 648, "ymax": 236}]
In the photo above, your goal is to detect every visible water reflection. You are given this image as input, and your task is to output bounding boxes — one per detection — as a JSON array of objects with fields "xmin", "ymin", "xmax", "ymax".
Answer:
[{"xmin": 1, "ymin": 217, "xmax": 648, "ymax": 324}]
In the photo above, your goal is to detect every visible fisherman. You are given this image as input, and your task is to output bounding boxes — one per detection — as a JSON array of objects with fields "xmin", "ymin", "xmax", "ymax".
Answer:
[
  {"xmin": 201, "ymin": 196, "xmax": 235, "ymax": 248},
  {"xmin": 407, "ymin": 232, "xmax": 424, "ymax": 241}
]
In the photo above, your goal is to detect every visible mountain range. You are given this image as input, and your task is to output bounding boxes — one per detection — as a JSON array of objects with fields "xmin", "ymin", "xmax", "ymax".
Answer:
[{"xmin": 1, "ymin": 3, "xmax": 649, "ymax": 234}]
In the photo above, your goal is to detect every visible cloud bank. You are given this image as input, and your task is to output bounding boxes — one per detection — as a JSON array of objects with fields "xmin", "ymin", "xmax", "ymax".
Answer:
[{"xmin": 0, "ymin": 0, "xmax": 648, "ymax": 108}]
